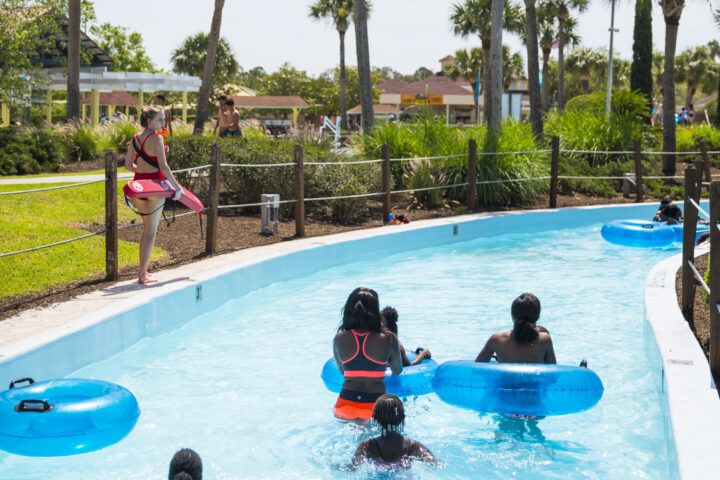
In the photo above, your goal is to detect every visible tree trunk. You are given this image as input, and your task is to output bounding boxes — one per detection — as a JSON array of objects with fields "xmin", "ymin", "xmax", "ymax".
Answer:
[
  {"xmin": 716, "ymin": 75, "xmax": 720, "ymax": 127},
  {"xmin": 354, "ymin": 0, "xmax": 374, "ymax": 134},
  {"xmin": 557, "ymin": 18, "xmax": 566, "ymax": 111},
  {"xmin": 338, "ymin": 30, "xmax": 348, "ymax": 131},
  {"xmin": 685, "ymin": 81, "xmax": 694, "ymax": 110},
  {"xmin": 66, "ymin": 0, "xmax": 81, "ymax": 121},
  {"xmin": 525, "ymin": 0, "xmax": 544, "ymax": 142},
  {"xmin": 194, "ymin": 0, "xmax": 225, "ymax": 135},
  {"xmin": 582, "ymin": 76, "xmax": 590, "ymax": 94},
  {"xmin": 630, "ymin": 0, "xmax": 653, "ymax": 110},
  {"xmin": 488, "ymin": 0, "xmax": 504, "ymax": 133},
  {"xmin": 481, "ymin": 37, "xmax": 491, "ymax": 125},
  {"xmin": 662, "ymin": 15, "xmax": 680, "ymax": 177},
  {"xmin": 541, "ymin": 47, "xmax": 550, "ymax": 112}
]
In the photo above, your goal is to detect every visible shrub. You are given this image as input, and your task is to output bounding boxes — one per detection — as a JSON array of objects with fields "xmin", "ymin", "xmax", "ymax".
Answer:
[
  {"xmin": 167, "ymin": 135, "xmax": 380, "ymax": 223},
  {"xmin": 676, "ymin": 124, "xmax": 720, "ymax": 166},
  {"xmin": 66, "ymin": 123, "xmax": 98, "ymax": 162},
  {"xmin": 103, "ymin": 121, "xmax": 138, "ymax": 153},
  {"xmin": 358, "ymin": 116, "xmax": 547, "ymax": 207}
]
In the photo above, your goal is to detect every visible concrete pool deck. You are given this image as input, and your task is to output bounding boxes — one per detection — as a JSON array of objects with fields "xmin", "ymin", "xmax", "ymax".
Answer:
[{"xmin": 1, "ymin": 203, "xmax": 719, "ymax": 478}]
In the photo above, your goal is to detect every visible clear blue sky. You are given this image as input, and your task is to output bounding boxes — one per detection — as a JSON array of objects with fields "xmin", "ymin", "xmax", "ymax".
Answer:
[{"xmin": 94, "ymin": 0, "xmax": 718, "ymax": 76}]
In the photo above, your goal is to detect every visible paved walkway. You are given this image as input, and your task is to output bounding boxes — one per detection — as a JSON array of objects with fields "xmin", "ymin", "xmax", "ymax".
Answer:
[{"xmin": 0, "ymin": 173, "xmax": 133, "ymax": 185}]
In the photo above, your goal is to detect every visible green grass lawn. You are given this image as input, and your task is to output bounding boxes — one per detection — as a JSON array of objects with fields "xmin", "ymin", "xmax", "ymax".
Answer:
[
  {"xmin": 0, "ymin": 181, "xmax": 167, "ymax": 300},
  {"xmin": 3, "ymin": 167, "xmax": 133, "ymax": 179}
]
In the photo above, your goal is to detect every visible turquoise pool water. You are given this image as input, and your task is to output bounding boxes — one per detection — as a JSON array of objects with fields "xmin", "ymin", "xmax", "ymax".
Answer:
[{"xmin": 0, "ymin": 222, "xmax": 678, "ymax": 479}]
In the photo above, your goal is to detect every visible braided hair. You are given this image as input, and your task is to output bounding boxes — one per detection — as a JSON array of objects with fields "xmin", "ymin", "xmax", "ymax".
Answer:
[
  {"xmin": 372, "ymin": 394, "xmax": 405, "ymax": 437},
  {"xmin": 339, "ymin": 287, "xmax": 383, "ymax": 332},
  {"xmin": 168, "ymin": 448, "xmax": 202, "ymax": 480},
  {"xmin": 511, "ymin": 293, "xmax": 541, "ymax": 345}
]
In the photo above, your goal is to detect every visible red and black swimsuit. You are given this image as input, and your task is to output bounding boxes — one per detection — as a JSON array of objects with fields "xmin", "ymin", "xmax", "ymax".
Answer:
[
  {"xmin": 132, "ymin": 133, "xmax": 165, "ymax": 181},
  {"xmin": 334, "ymin": 330, "xmax": 389, "ymax": 421}
]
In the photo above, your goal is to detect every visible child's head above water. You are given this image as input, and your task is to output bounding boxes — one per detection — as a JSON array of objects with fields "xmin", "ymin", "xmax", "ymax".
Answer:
[
  {"xmin": 511, "ymin": 293, "xmax": 541, "ymax": 345},
  {"xmin": 381, "ymin": 306, "xmax": 399, "ymax": 335},
  {"xmin": 372, "ymin": 394, "xmax": 405, "ymax": 437}
]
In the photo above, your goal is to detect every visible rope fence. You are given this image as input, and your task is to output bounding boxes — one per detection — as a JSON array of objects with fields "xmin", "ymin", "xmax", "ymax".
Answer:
[{"xmin": 3, "ymin": 137, "xmax": 720, "ymax": 269}]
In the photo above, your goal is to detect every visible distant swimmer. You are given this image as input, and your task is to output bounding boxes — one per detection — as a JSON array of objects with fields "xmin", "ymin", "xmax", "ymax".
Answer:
[
  {"xmin": 475, "ymin": 293, "xmax": 556, "ymax": 364},
  {"xmin": 653, "ymin": 196, "xmax": 683, "ymax": 225}
]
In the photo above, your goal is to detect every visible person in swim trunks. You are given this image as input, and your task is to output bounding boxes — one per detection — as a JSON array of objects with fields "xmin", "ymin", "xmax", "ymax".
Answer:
[
  {"xmin": 220, "ymin": 98, "xmax": 242, "ymax": 137},
  {"xmin": 333, "ymin": 288, "xmax": 402, "ymax": 422},
  {"xmin": 475, "ymin": 293, "xmax": 556, "ymax": 364},
  {"xmin": 381, "ymin": 307, "xmax": 431, "ymax": 366},
  {"xmin": 348, "ymin": 394, "xmax": 435, "ymax": 469},
  {"xmin": 213, "ymin": 94, "xmax": 232, "ymax": 137},
  {"xmin": 124, "ymin": 105, "xmax": 183, "ymax": 284}
]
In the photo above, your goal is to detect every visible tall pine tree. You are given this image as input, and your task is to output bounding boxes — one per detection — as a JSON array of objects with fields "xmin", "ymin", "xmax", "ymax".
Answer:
[{"xmin": 630, "ymin": 0, "xmax": 653, "ymax": 107}]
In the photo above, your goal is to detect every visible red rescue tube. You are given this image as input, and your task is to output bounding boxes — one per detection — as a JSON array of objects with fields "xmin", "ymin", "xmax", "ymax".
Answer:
[{"xmin": 123, "ymin": 180, "xmax": 204, "ymax": 214}]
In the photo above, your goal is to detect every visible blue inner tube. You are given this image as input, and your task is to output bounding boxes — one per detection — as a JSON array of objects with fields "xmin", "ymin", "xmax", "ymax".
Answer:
[
  {"xmin": 0, "ymin": 378, "xmax": 140, "ymax": 457},
  {"xmin": 601, "ymin": 219, "xmax": 709, "ymax": 247},
  {"xmin": 432, "ymin": 361, "xmax": 604, "ymax": 416},
  {"xmin": 321, "ymin": 352, "xmax": 438, "ymax": 397}
]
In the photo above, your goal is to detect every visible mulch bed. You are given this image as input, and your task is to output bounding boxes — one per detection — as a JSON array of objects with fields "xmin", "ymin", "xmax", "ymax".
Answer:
[{"xmin": 675, "ymin": 253, "xmax": 720, "ymax": 392}]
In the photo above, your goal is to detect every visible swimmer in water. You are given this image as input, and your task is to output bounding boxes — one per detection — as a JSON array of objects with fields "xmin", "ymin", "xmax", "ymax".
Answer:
[{"xmin": 348, "ymin": 394, "xmax": 435, "ymax": 469}]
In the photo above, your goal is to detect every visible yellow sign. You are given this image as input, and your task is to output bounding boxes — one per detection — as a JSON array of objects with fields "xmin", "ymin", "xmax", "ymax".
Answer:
[
  {"xmin": 401, "ymin": 94, "xmax": 415, "ymax": 105},
  {"xmin": 415, "ymin": 98, "xmax": 429, "ymax": 106},
  {"xmin": 429, "ymin": 95, "xmax": 443, "ymax": 105}
]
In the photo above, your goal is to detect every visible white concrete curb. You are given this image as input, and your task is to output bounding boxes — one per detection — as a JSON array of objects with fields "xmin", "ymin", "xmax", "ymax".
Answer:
[{"xmin": 644, "ymin": 244, "xmax": 720, "ymax": 479}]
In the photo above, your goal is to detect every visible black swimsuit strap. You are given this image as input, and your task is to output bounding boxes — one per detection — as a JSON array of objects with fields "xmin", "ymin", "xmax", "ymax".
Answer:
[{"xmin": 132, "ymin": 135, "xmax": 160, "ymax": 169}]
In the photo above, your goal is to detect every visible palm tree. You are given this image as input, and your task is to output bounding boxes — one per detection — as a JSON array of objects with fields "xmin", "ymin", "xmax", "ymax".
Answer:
[
  {"xmin": 521, "ymin": 0, "xmax": 544, "ymax": 140},
  {"xmin": 451, "ymin": 0, "xmax": 525, "ymax": 125},
  {"xmin": 659, "ymin": 0, "xmax": 685, "ymax": 176},
  {"xmin": 502, "ymin": 45, "xmax": 525, "ymax": 90},
  {"xmin": 353, "ymin": 0, "xmax": 373, "ymax": 134},
  {"xmin": 711, "ymin": 37, "xmax": 720, "ymax": 126},
  {"xmin": 443, "ymin": 48, "xmax": 484, "ymax": 122},
  {"xmin": 536, "ymin": 7, "xmax": 579, "ymax": 110},
  {"xmin": 309, "ymin": 0, "xmax": 354, "ymax": 131},
  {"xmin": 566, "ymin": 46, "xmax": 604, "ymax": 94},
  {"xmin": 488, "ymin": 0, "xmax": 505, "ymax": 132},
  {"xmin": 66, "ymin": 0, "xmax": 81, "ymax": 120},
  {"xmin": 546, "ymin": 0, "xmax": 589, "ymax": 110},
  {"xmin": 675, "ymin": 46, "xmax": 715, "ymax": 109},
  {"xmin": 194, "ymin": 0, "xmax": 226, "ymax": 135}
]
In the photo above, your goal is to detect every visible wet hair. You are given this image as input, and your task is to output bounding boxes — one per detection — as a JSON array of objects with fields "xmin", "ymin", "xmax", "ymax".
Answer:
[
  {"xmin": 217, "ymin": 94, "xmax": 227, "ymax": 101},
  {"xmin": 225, "ymin": 97, "xmax": 235, "ymax": 107},
  {"xmin": 339, "ymin": 287, "xmax": 383, "ymax": 332},
  {"xmin": 661, "ymin": 196, "xmax": 672, "ymax": 205},
  {"xmin": 381, "ymin": 306, "xmax": 399, "ymax": 335},
  {"xmin": 155, "ymin": 93, "xmax": 166, "ymax": 102},
  {"xmin": 140, "ymin": 105, "xmax": 164, "ymax": 128},
  {"xmin": 168, "ymin": 448, "xmax": 202, "ymax": 480},
  {"xmin": 511, "ymin": 293, "xmax": 541, "ymax": 345},
  {"xmin": 372, "ymin": 394, "xmax": 405, "ymax": 437}
]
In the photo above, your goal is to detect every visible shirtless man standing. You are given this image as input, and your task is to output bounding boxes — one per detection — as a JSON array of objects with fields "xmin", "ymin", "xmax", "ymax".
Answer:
[
  {"xmin": 222, "ymin": 98, "xmax": 242, "ymax": 137},
  {"xmin": 213, "ymin": 95, "xmax": 231, "ymax": 137},
  {"xmin": 475, "ymin": 293, "xmax": 556, "ymax": 364}
]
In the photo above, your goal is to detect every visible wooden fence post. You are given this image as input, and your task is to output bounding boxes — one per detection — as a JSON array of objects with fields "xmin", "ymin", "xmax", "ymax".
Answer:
[
  {"xmin": 634, "ymin": 139, "xmax": 643, "ymax": 202},
  {"xmin": 700, "ymin": 139, "xmax": 712, "ymax": 186},
  {"xmin": 549, "ymin": 136, "xmax": 559, "ymax": 208},
  {"xmin": 467, "ymin": 139, "xmax": 477, "ymax": 213},
  {"xmin": 205, "ymin": 143, "xmax": 221, "ymax": 254},
  {"xmin": 694, "ymin": 159, "xmax": 705, "ymax": 195},
  {"xmin": 709, "ymin": 182, "xmax": 720, "ymax": 383},
  {"xmin": 294, "ymin": 144, "xmax": 305, "ymax": 237},
  {"xmin": 382, "ymin": 143, "xmax": 391, "ymax": 224},
  {"xmin": 104, "ymin": 152, "xmax": 118, "ymax": 280},
  {"xmin": 681, "ymin": 166, "xmax": 698, "ymax": 321}
]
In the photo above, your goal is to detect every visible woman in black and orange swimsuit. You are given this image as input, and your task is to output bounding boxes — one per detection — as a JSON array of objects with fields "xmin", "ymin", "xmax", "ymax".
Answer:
[
  {"xmin": 124, "ymin": 105, "xmax": 183, "ymax": 284},
  {"xmin": 333, "ymin": 288, "xmax": 402, "ymax": 421}
]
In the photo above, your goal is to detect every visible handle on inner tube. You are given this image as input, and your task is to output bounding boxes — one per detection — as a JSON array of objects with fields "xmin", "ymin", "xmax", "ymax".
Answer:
[
  {"xmin": 9, "ymin": 377, "xmax": 35, "ymax": 389},
  {"xmin": 15, "ymin": 399, "xmax": 54, "ymax": 413}
]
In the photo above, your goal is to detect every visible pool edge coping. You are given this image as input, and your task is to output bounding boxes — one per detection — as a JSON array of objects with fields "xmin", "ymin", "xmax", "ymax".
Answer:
[{"xmin": 644, "ymin": 244, "xmax": 720, "ymax": 478}]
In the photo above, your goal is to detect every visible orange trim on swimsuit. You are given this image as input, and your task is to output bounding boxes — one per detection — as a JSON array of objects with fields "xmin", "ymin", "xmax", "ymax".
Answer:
[
  {"xmin": 341, "ymin": 329, "xmax": 388, "ymax": 379},
  {"xmin": 333, "ymin": 397, "xmax": 375, "ymax": 421}
]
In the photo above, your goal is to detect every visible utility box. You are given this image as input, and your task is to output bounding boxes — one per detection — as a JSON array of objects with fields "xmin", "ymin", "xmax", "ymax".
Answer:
[{"xmin": 261, "ymin": 194, "xmax": 280, "ymax": 235}]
